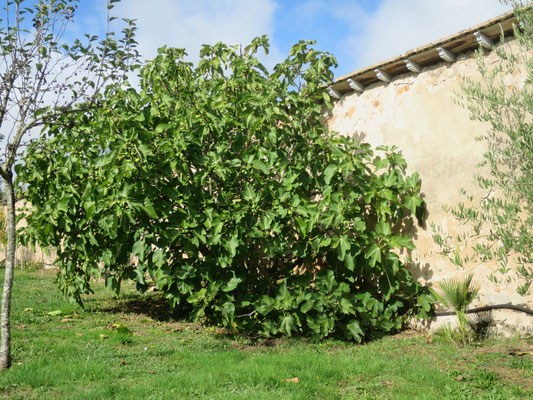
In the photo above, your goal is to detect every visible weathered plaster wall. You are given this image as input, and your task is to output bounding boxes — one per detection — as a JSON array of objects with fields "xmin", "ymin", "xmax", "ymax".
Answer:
[{"xmin": 326, "ymin": 37, "xmax": 532, "ymax": 334}]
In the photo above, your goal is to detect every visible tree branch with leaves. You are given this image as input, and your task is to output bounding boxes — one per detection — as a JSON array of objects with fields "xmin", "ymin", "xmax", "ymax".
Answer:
[
  {"xmin": 0, "ymin": 0, "xmax": 138, "ymax": 370},
  {"xmin": 432, "ymin": 0, "xmax": 533, "ymax": 296}
]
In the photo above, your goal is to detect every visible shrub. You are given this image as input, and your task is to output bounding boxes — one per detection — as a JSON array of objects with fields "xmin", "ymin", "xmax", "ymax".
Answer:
[{"xmin": 19, "ymin": 38, "xmax": 431, "ymax": 341}]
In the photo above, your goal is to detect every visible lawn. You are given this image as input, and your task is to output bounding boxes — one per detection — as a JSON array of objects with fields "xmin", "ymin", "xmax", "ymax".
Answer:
[{"xmin": 0, "ymin": 269, "xmax": 531, "ymax": 399}]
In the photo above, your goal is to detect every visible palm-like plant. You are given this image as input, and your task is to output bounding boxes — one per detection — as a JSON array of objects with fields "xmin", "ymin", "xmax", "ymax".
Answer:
[
  {"xmin": 433, "ymin": 274, "xmax": 479, "ymax": 311},
  {"xmin": 432, "ymin": 274, "xmax": 479, "ymax": 344}
]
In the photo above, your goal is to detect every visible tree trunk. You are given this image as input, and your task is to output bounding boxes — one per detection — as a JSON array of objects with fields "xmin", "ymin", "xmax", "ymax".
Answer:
[{"xmin": 0, "ymin": 173, "xmax": 16, "ymax": 370}]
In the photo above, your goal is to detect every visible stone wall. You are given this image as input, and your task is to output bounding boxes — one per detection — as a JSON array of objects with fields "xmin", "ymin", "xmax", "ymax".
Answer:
[{"xmin": 325, "ymin": 37, "xmax": 532, "ymax": 334}]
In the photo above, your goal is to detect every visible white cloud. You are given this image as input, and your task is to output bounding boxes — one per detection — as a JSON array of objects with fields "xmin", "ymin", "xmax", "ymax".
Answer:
[
  {"xmin": 347, "ymin": 0, "xmax": 513, "ymax": 69},
  {"xmin": 113, "ymin": 0, "xmax": 279, "ymax": 64}
]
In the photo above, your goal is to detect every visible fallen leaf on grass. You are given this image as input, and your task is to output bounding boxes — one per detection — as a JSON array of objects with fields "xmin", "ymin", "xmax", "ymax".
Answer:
[
  {"xmin": 61, "ymin": 318, "xmax": 73, "ymax": 323},
  {"xmin": 455, "ymin": 375, "xmax": 464, "ymax": 381},
  {"xmin": 23, "ymin": 308, "xmax": 33, "ymax": 312},
  {"xmin": 99, "ymin": 334, "xmax": 109, "ymax": 340},
  {"xmin": 47, "ymin": 310, "xmax": 62, "ymax": 316},
  {"xmin": 110, "ymin": 324, "xmax": 133, "ymax": 335},
  {"xmin": 381, "ymin": 380, "xmax": 394, "ymax": 387},
  {"xmin": 281, "ymin": 377, "xmax": 299, "ymax": 383},
  {"xmin": 76, "ymin": 333, "xmax": 84, "ymax": 337},
  {"xmin": 508, "ymin": 351, "xmax": 530, "ymax": 356}
]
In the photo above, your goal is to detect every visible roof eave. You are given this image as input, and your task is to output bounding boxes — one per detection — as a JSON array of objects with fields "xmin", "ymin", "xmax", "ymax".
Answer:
[{"xmin": 330, "ymin": 10, "xmax": 518, "ymax": 95}]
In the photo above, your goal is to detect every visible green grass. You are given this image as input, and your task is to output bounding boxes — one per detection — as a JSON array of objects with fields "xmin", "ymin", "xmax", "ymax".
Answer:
[{"xmin": 0, "ymin": 269, "xmax": 531, "ymax": 399}]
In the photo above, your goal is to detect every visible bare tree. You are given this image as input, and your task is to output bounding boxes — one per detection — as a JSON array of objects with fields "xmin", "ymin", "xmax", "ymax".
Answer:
[{"xmin": 0, "ymin": 0, "xmax": 138, "ymax": 370}]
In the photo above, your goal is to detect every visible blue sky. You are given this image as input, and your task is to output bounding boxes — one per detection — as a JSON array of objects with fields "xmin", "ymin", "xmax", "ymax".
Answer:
[{"xmin": 49, "ymin": 0, "xmax": 518, "ymax": 79}]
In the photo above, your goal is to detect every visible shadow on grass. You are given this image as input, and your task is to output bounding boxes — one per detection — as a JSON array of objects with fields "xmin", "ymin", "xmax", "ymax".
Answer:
[
  {"xmin": 93, "ymin": 291, "xmax": 194, "ymax": 322},
  {"xmin": 92, "ymin": 291, "xmax": 279, "ymax": 346}
]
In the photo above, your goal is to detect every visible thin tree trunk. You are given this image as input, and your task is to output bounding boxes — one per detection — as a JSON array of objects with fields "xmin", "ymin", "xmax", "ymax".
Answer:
[{"xmin": 0, "ymin": 173, "xmax": 16, "ymax": 370}]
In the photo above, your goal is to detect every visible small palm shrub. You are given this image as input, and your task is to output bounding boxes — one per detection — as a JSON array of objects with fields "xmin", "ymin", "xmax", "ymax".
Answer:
[{"xmin": 432, "ymin": 274, "xmax": 482, "ymax": 344}]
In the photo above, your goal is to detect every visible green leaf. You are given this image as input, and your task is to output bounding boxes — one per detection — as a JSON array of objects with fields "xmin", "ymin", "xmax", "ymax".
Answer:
[
  {"xmin": 222, "ymin": 274, "xmax": 242, "ymax": 292},
  {"xmin": 220, "ymin": 301, "xmax": 235, "ymax": 325},
  {"xmin": 337, "ymin": 235, "xmax": 350, "ymax": 261},
  {"xmin": 306, "ymin": 314, "xmax": 333, "ymax": 338},
  {"xmin": 242, "ymin": 184, "xmax": 255, "ymax": 201},
  {"xmin": 376, "ymin": 221, "xmax": 391, "ymax": 236},
  {"xmin": 324, "ymin": 164, "xmax": 337, "ymax": 184},
  {"xmin": 279, "ymin": 314, "xmax": 297, "ymax": 336},
  {"xmin": 316, "ymin": 270, "xmax": 335, "ymax": 293},
  {"xmin": 344, "ymin": 251, "xmax": 355, "ymax": 271},
  {"xmin": 256, "ymin": 295, "xmax": 275, "ymax": 315},
  {"xmin": 106, "ymin": 276, "xmax": 120, "ymax": 294},
  {"xmin": 260, "ymin": 214, "xmax": 272, "ymax": 230},
  {"xmin": 152, "ymin": 249, "xmax": 165, "ymax": 268},
  {"xmin": 300, "ymin": 300, "xmax": 314, "ymax": 314},
  {"xmin": 225, "ymin": 236, "xmax": 239, "ymax": 258},
  {"xmin": 295, "ymin": 217, "xmax": 307, "ymax": 238},
  {"xmin": 35, "ymin": 106, "xmax": 50, "ymax": 117},
  {"xmin": 188, "ymin": 288, "xmax": 207, "ymax": 305},
  {"xmin": 417, "ymin": 293, "xmax": 434, "ymax": 318},
  {"xmin": 142, "ymin": 197, "xmax": 159, "ymax": 219},
  {"xmin": 346, "ymin": 320, "xmax": 363, "ymax": 342},
  {"xmin": 87, "ymin": 231, "xmax": 99, "ymax": 246},
  {"xmin": 389, "ymin": 235, "xmax": 415, "ymax": 250},
  {"xmin": 382, "ymin": 171, "xmax": 397, "ymax": 187},
  {"xmin": 132, "ymin": 239, "xmax": 146, "ymax": 262},
  {"xmin": 404, "ymin": 195, "xmax": 422, "ymax": 215},
  {"xmin": 366, "ymin": 243, "xmax": 381, "ymax": 268},
  {"xmin": 320, "ymin": 237, "xmax": 331, "ymax": 248},
  {"xmin": 340, "ymin": 297, "xmax": 355, "ymax": 314},
  {"xmin": 405, "ymin": 172, "xmax": 421, "ymax": 188},
  {"xmin": 84, "ymin": 200, "xmax": 96, "ymax": 218},
  {"xmin": 379, "ymin": 271, "xmax": 394, "ymax": 301},
  {"xmin": 102, "ymin": 249, "xmax": 113, "ymax": 265},
  {"xmin": 252, "ymin": 160, "xmax": 269, "ymax": 174}
]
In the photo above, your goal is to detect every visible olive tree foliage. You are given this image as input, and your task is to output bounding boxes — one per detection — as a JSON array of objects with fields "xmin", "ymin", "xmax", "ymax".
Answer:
[
  {"xmin": 20, "ymin": 38, "xmax": 432, "ymax": 341},
  {"xmin": 0, "ymin": 0, "xmax": 138, "ymax": 370},
  {"xmin": 432, "ymin": 1, "xmax": 532, "ymax": 295}
]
